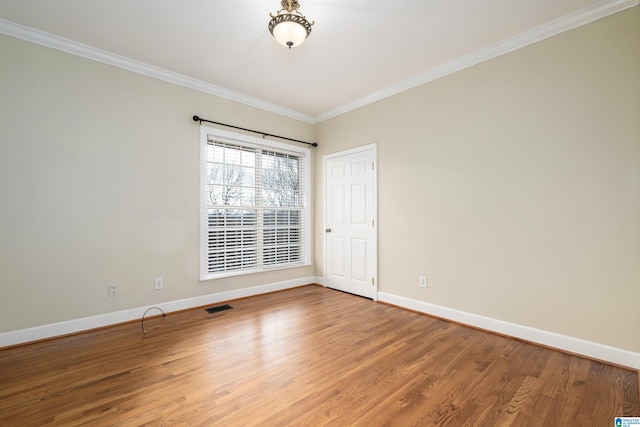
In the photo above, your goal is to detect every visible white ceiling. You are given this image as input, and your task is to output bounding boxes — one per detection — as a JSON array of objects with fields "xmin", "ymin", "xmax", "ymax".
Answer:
[{"xmin": 0, "ymin": 0, "xmax": 635, "ymax": 122}]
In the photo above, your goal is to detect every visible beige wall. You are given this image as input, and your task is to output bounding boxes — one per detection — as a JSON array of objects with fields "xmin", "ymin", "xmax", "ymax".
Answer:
[
  {"xmin": 0, "ymin": 35, "xmax": 315, "ymax": 332},
  {"xmin": 315, "ymin": 7, "xmax": 640, "ymax": 352},
  {"xmin": 2, "ymin": 7, "xmax": 639, "ymax": 354}
]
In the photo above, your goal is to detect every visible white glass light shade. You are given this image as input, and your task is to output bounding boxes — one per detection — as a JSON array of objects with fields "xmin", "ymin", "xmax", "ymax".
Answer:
[{"xmin": 272, "ymin": 20, "xmax": 308, "ymax": 48}]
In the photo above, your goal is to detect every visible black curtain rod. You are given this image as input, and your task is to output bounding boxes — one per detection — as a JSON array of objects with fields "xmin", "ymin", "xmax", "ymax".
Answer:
[{"xmin": 192, "ymin": 115, "xmax": 318, "ymax": 147}]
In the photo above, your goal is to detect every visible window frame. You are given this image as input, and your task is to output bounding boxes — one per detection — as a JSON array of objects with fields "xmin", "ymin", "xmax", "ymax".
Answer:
[{"xmin": 199, "ymin": 125, "xmax": 311, "ymax": 281}]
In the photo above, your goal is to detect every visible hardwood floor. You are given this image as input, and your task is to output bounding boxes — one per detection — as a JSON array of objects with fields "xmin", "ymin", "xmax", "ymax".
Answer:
[{"xmin": 1, "ymin": 285, "xmax": 638, "ymax": 426}]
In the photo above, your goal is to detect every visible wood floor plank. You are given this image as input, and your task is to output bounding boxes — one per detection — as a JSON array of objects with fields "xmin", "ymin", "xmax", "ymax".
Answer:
[{"xmin": 0, "ymin": 285, "xmax": 638, "ymax": 426}]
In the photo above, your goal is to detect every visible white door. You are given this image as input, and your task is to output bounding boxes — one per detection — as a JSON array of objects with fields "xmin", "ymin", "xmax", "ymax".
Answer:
[{"xmin": 324, "ymin": 144, "xmax": 377, "ymax": 300}]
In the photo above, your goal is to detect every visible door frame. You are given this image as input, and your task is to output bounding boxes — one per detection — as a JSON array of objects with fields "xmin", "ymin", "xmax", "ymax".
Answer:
[{"xmin": 323, "ymin": 143, "xmax": 378, "ymax": 300}]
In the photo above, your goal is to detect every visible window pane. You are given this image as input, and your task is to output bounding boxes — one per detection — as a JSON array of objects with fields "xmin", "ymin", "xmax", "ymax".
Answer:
[
  {"xmin": 207, "ymin": 208, "xmax": 258, "ymax": 273},
  {"xmin": 207, "ymin": 142, "xmax": 256, "ymax": 207},
  {"xmin": 262, "ymin": 151, "xmax": 300, "ymax": 207},
  {"xmin": 204, "ymin": 137, "xmax": 306, "ymax": 277},
  {"xmin": 263, "ymin": 209, "xmax": 302, "ymax": 266}
]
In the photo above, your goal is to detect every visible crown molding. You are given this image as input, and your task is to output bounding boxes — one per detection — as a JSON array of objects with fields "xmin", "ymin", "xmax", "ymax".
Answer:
[
  {"xmin": 0, "ymin": 18, "xmax": 316, "ymax": 124},
  {"xmin": 2, "ymin": 0, "xmax": 637, "ymax": 125},
  {"xmin": 314, "ymin": 0, "xmax": 639, "ymax": 122}
]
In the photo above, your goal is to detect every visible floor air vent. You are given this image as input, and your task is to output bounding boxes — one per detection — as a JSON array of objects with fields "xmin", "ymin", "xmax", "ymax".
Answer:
[{"xmin": 205, "ymin": 304, "xmax": 233, "ymax": 314}]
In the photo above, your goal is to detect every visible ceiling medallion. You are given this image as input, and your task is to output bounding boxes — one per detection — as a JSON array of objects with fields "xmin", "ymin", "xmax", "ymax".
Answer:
[{"xmin": 268, "ymin": 0, "xmax": 314, "ymax": 49}]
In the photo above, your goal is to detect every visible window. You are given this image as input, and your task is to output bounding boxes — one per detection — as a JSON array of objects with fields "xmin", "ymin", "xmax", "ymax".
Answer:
[{"xmin": 200, "ymin": 126, "xmax": 310, "ymax": 280}]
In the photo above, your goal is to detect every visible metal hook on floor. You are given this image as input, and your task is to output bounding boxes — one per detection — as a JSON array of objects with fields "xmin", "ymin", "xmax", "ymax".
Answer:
[{"xmin": 141, "ymin": 307, "xmax": 166, "ymax": 334}]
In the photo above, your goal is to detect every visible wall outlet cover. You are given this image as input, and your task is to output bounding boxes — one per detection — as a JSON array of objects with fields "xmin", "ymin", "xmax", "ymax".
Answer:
[{"xmin": 419, "ymin": 276, "xmax": 428, "ymax": 288}]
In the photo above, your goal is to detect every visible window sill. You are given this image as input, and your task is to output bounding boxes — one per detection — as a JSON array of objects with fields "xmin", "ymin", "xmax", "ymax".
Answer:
[{"xmin": 199, "ymin": 262, "xmax": 312, "ymax": 282}]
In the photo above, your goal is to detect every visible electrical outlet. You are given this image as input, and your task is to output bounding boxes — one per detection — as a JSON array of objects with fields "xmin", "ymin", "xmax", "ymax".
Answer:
[
  {"xmin": 109, "ymin": 285, "xmax": 118, "ymax": 297},
  {"xmin": 154, "ymin": 277, "xmax": 164, "ymax": 290},
  {"xmin": 419, "ymin": 276, "xmax": 428, "ymax": 288}
]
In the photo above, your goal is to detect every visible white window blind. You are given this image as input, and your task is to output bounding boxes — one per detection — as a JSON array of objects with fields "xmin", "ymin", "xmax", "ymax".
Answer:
[{"xmin": 201, "ymin": 130, "xmax": 309, "ymax": 279}]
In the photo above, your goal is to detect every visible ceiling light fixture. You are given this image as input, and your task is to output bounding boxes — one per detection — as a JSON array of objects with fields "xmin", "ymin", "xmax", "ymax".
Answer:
[{"xmin": 268, "ymin": 0, "xmax": 314, "ymax": 49}]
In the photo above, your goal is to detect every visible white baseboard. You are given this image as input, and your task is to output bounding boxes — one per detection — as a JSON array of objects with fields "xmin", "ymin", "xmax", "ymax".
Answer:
[
  {"xmin": 5, "ymin": 283, "xmax": 637, "ymax": 369},
  {"xmin": 378, "ymin": 292, "xmax": 640, "ymax": 370},
  {"xmin": 0, "ymin": 277, "xmax": 315, "ymax": 348}
]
